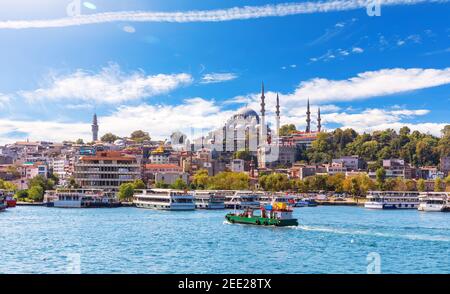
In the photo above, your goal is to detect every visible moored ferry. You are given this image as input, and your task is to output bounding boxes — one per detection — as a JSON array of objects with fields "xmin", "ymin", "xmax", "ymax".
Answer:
[
  {"xmin": 225, "ymin": 190, "xmax": 263, "ymax": 209},
  {"xmin": 133, "ymin": 189, "xmax": 195, "ymax": 211},
  {"xmin": 418, "ymin": 192, "xmax": 449, "ymax": 212},
  {"xmin": 44, "ymin": 189, "xmax": 120, "ymax": 208},
  {"xmin": 194, "ymin": 191, "xmax": 225, "ymax": 209},
  {"xmin": 365, "ymin": 191, "xmax": 419, "ymax": 209}
]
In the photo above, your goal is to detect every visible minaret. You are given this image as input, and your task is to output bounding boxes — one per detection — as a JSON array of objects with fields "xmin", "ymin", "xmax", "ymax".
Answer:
[
  {"xmin": 317, "ymin": 107, "xmax": 322, "ymax": 132},
  {"xmin": 92, "ymin": 113, "xmax": 99, "ymax": 142},
  {"xmin": 305, "ymin": 98, "xmax": 311, "ymax": 133},
  {"xmin": 275, "ymin": 93, "xmax": 280, "ymax": 137},
  {"xmin": 260, "ymin": 82, "xmax": 266, "ymax": 145}
]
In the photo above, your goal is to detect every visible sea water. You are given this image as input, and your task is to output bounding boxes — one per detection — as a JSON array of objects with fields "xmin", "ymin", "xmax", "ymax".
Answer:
[{"xmin": 0, "ymin": 206, "xmax": 449, "ymax": 273}]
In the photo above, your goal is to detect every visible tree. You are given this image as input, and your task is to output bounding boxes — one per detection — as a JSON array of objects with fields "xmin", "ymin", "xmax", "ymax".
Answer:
[
  {"xmin": 132, "ymin": 179, "xmax": 146, "ymax": 189},
  {"xmin": 417, "ymin": 179, "xmax": 426, "ymax": 192},
  {"xmin": 207, "ymin": 172, "xmax": 249, "ymax": 190},
  {"xmin": 14, "ymin": 190, "xmax": 28, "ymax": 200},
  {"xmin": 118, "ymin": 183, "xmax": 135, "ymax": 201},
  {"xmin": 28, "ymin": 185, "xmax": 44, "ymax": 202},
  {"xmin": 278, "ymin": 124, "xmax": 297, "ymax": 136},
  {"xmin": 171, "ymin": 178, "xmax": 188, "ymax": 190},
  {"xmin": 101, "ymin": 133, "xmax": 120, "ymax": 143},
  {"xmin": 444, "ymin": 176, "xmax": 450, "ymax": 191},
  {"xmin": 434, "ymin": 177, "xmax": 444, "ymax": 192},
  {"xmin": 192, "ymin": 169, "xmax": 209, "ymax": 189},
  {"xmin": 28, "ymin": 175, "xmax": 55, "ymax": 191},
  {"xmin": 155, "ymin": 181, "xmax": 169, "ymax": 189},
  {"xmin": 375, "ymin": 167, "xmax": 386, "ymax": 190},
  {"xmin": 0, "ymin": 179, "xmax": 17, "ymax": 191},
  {"xmin": 258, "ymin": 173, "xmax": 291, "ymax": 191},
  {"xmin": 130, "ymin": 130, "xmax": 151, "ymax": 143}
]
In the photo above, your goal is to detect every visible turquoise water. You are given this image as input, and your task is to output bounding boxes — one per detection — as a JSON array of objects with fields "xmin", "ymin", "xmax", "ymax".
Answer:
[{"xmin": 0, "ymin": 206, "xmax": 449, "ymax": 274}]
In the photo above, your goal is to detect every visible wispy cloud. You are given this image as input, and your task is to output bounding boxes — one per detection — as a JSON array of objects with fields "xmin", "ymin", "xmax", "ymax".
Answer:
[
  {"xmin": 0, "ymin": 0, "xmax": 446, "ymax": 29},
  {"xmin": 200, "ymin": 73, "xmax": 238, "ymax": 84},
  {"xmin": 20, "ymin": 63, "xmax": 193, "ymax": 104}
]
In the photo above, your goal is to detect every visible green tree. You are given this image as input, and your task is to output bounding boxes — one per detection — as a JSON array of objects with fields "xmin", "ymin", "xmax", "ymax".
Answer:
[
  {"xmin": 278, "ymin": 124, "xmax": 297, "ymax": 136},
  {"xmin": 417, "ymin": 179, "xmax": 426, "ymax": 192},
  {"xmin": 101, "ymin": 133, "xmax": 120, "ymax": 143},
  {"xmin": 171, "ymin": 178, "xmax": 188, "ymax": 190},
  {"xmin": 192, "ymin": 169, "xmax": 209, "ymax": 189},
  {"xmin": 207, "ymin": 172, "xmax": 249, "ymax": 190},
  {"xmin": 14, "ymin": 190, "xmax": 28, "ymax": 200},
  {"xmin": 28, "ymin": 185, "xmax": 44, "ymax": 202},
  {"xmin": 375, "ymin": 167, "xmax": 386, "ymax": 190},
  {"xmin": 434, "ymin": 177, "xmax": 444, "ymax": 192},
  {"xmin": 118, "ymin": 183, "xmax": 135, "ymax": 201},
  {"xmin": 130, "ymin": 130, "xmax": 151, "ymax": 143},
  {"xmin": 155, "ymin": 181, "xmax": 169, "ymax": 188},
  {"xmin": 132, "ymin": 179, "xmax": 146, "ymax": 189}
]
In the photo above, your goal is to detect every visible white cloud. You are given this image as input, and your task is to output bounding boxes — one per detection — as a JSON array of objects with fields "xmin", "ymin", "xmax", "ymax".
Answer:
[
  {"xmin": 200, "ymin": 73, "xmax": 238, "ymax": 84},
  {"xmin": 0, "ymin": 98, "xmax": 235, "ymax": 144},
  {"xmin": 323, "ymin": 108, "xmax": 446, "ymax": 136},
  {"xmin": 0, "ymin": 0, "xmax": 445, "ymax": 29},
  {"xmin": 0, "ymin": 93, "xmax": 11, "ymax": 107},
  {"xmin": 225, "ymin": 67, "xmax": 450, "ymax": 109},
  {"xmin": 20, "ymin": 63, "xmax": 193, "ymax": 104},
  {"xmin": 283, "ymin": 67, "xmax": 450, "ymax": 104}
]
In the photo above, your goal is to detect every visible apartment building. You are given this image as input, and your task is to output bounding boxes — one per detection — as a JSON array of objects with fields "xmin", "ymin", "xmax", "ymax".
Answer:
[{"xmin": 74, "ymin": 151, "xmax": 141, "ymax": 193}]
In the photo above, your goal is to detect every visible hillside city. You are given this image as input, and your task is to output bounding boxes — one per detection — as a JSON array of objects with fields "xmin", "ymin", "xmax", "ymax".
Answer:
[{"xmin": 1, "ymin": 85, "xmax": 449, "ymax": 203}]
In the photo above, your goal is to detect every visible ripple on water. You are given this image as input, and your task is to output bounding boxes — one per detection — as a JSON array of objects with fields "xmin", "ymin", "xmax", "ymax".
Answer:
[{"xmin": 0, "ymin": 206, "xmax": 449, "ymax": 273}]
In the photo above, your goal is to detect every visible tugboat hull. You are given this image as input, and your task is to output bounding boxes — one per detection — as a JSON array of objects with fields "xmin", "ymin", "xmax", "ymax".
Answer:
[{"xmin": 225, "ymin": 213, "xmax": 298, "ymax": 227}]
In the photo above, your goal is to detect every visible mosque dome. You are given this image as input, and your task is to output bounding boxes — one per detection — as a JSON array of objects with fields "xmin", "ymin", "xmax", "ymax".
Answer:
[{"xmin": 232, "ymin": 107, "xmax": 260, "ymax": 123}]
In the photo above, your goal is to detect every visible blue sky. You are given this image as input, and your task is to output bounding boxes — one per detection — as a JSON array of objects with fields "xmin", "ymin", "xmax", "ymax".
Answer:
[{"xmin": 0, "ymin": 0, "xmax": 449, "ymax": 144}]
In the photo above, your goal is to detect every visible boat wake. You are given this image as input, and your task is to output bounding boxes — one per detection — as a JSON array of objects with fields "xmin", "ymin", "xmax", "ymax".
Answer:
[{"xmin": 294, "ymin": 225, "xmax": 450, "ymax": 242}]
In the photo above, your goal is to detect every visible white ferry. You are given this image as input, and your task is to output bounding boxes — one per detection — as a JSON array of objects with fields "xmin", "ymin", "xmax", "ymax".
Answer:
[
  {"xmin": 45, "ymin": 189, "xmax": 119, "ymax": 208},
  {"xmin": 225, "ymin": 191, "xmax": 262, "ymax": 209},
  {"xmin": 365, "ymin": 191, "xmax": 419, "ymax": 209},
  {"xmin": 133, "ymin": 189, "xmax": 195, "ymax": 211},
  {"xmin": 194, "ymin": 191, "xmax": 225, "ymax": 209},
  {"xmin": 270, "ymin": 193, "xmax": 297, "ymax": 206},
  {"xmin": 418, "ymin": 192, "xmax": 449, "ymax": 212}
]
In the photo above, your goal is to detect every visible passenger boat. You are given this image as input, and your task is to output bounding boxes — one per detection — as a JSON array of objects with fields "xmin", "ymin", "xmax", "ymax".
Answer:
[
  {"xmin": 0, "ymin": 190, "xmax": 16, "ymax": 208},
  {"xmin": 365, "ymin": 191, "xmax": 419, "ymax": 209},
  {"xmin": 225, "ymin": 202, "xmax": 298, "ymax": 227},
  {"xmin": 194, "ymin": 191, "xmax": 225, "ymax": 209},
  {"xmin": 44, "ymin": 189, "xmax": 120, "ymax": 208},
  {"xmin": 133, "ymin": 189, "xmax": 195, "ymax": 211},
  {"xmin": 294, "ymin": 198, "xmax": 318, "ymax": 207},
  {"xmin": 224, "ymin": 191, "xmax": 263, "ymax": 209},
  {"xmin": 418, "ymin": 192, "xmax": 449, "ymax": 212}
]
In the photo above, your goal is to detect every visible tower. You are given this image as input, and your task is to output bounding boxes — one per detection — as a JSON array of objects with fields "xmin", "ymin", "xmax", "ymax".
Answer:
[
  {"xmin": 275, "ymin": 93, "xmax": 280, "ymax": 137},
  {"xmin": 305, "ymin": 98, "xmax": 311, "ymax": 133},
  {"xmin": 260, "ymin": 81, "xmax": 266, "ymax": 145},
  {"xmin": 92, "ymin": 113, "xmax": 99, "ymax": 142},
  {"xmin": 317, "ymin": 107, "xmax": 322, "ymax": 132}
]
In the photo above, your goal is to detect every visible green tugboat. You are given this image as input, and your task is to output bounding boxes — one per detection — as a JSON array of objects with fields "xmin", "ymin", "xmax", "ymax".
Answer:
[{"xmin": 225, "ymin": 202, "xmax": 298, "ymax": 227}]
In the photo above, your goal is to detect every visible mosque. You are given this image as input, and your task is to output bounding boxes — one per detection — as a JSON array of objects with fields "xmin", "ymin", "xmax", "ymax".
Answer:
[{"xmin": 191, "ymin": 82, "xmax": 322, "ymax": 160}]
